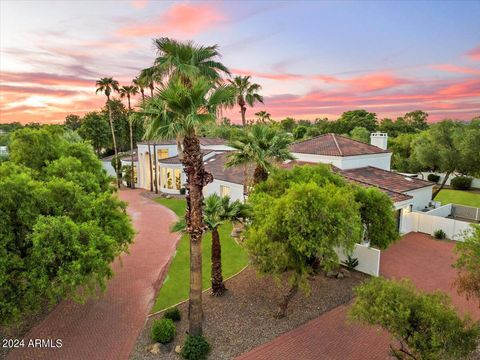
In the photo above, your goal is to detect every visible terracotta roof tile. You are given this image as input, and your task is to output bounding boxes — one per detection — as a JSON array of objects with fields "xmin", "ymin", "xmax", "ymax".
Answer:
[
  {"xmin": 204, "ymin": 152, "xmax": 253, "ymax": 185},
  {"xmin": 290, "ymin": 133, "xmax": 390, "ymax": 156}
]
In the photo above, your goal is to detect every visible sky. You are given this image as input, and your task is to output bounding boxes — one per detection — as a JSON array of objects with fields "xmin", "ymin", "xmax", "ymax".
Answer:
[{"xmin": 0, "ymin": 0, "xmax": 479, "ymax": 124}]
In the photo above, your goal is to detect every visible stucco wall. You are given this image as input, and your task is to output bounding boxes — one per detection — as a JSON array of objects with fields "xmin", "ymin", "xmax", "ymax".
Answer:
[
  {"xmin": 204, "ymin": 179, "xmax": 244, "ymax": 202},
  {"xmin": 404, "ymin": 186, "xmax": 434, "ymax": 210},
  {"xmin": 292, "ymin": 152, "xmax": 391, "ymax": 171},
  {"xmin": 336, "ymin": 244, "xmax": 381, "ymax": 276}
]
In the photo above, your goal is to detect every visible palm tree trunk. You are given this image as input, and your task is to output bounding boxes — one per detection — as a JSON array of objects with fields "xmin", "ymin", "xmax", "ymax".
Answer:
[
  {"xmin": 129, "ymin": 119, "xmax": 135, "ymax": 189},
  {"xmin": 275, "ymin": 282, "xmax": 298, "ymax": 318},
  {"xmin": 141, "ymin": 89, "xmax": 145, "ymax": 101},
  {"xmin": 240, "ymin": 105, "xmax": 247, "ymax": 127},
  {"xmin": 211, "ymin": 227, "xmax": 226, "ymax": 296},
  {"xmin": 147, "ymin": 141, "xmax": 153, "ymax": 192},
  {"xmin": 253, "ymin": 165, "xmax": 268, "ymax": 184},
  {"xmin": 107, "ymin": 96, "xmax": 120, "ymax": 188},
  {"xmin": 150, "ymin": 85, "xmax": 154, "ymax": 98},
  {"xmin": 432, "ymin": 171, "xmax": 451, "ymax": 199},
  {"xmin": 182, "ymin": 134, "xmax": 213, "ymax": 336},
  {"xmin": 153, "ymin": 144, "xmax": 158, "ymax": 194},
  {"xmin": 127, "ymin": 95, "xmax": 131, "ymax": 112}
]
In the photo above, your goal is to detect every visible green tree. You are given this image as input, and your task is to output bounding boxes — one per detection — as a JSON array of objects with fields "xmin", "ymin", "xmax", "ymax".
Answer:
[
  {"xmin": 96, "ymin": 77, "xmax": 121, "ymax": 187},
  {"xmin": 64, "ymin": 114, "xmax": 81, "ymax": 131},
  {"xmin": 349, "ymin": 277, "xmax": 480, "ymax": 360},
  {"xmin": 246, "ymin": 181, "xmax": 362, "ymax": 317},
  {"xmin": 350, "ymin": 126, "xmax": 370, "ymax": 143},
  {"xmin": 119, "ymin": 85, "xmax": 138, "ymax": 112},
  {"xmin": 139, "ymin": 66, "xmax": 157, "ymax": 98},
  {"xmin": 336, "ymin": 110, "xmax": 378, "ymax": 133},
  {"xmin": 280, "ymin": 117, "xmax": 296, "ymax": 132},
  {"xmin": 401, "ymin": 110, "xmax": 429, "ymax": 132},
  {"xmin": 228, "ymin": 75, "xmax": 264, "ymax": 127},
  {"xmin": 254, "ymin": 110, "xmax": 272, "ymax": 124},
  {"xmin": 78, "ymin": 112, "xmax": 110, "ymax": 156},
  {"xmin": 454, "ymin": 225, "xmax": 480, "ymax": 307},
  {"xmin": 293, "ymin": 125, "xmax": 307, "ymax": 140},
  {"xmin": 143, "ymin": 75, "xmax": 234, "ymax": 335},
  {"xmin": 226, "ymin": 124, "xmax": 294, "ymax": 185},
  {"xmin": 389, "ymin": 133, "xmax": 422, "ymax": 173},
  {"xmin": 132, "ymin": 76, "xmax": 145, "ymax": 102}
]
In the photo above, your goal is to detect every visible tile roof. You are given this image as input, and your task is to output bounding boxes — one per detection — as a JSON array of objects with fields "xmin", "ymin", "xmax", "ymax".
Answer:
[
  {"xmin": 204, "ymin": 152, "xmax": 253, "ymax": 185},
  {"xmin": 289, "ymin": 133, "xmax": 390, "ymax": 156},
  {"xmin": 158, "ymin": 150, "xmax": 213, "ymax": 164},
  {"xmin": 137, "ymin": 137, "xmax": 227, "ymax": 146},
  {"xmin": 102, "ymin": 151, "xmax": 137, "ymax": 162}
]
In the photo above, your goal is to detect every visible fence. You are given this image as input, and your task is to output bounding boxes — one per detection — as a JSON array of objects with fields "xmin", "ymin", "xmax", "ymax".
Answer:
[
  {"xmin": 419, "ymin": 172, "xmax": 480, "ymax": 189},
  {"xmin": 452, "ymin": 204, "xmax": 480, "ymax": 222},
  {"xmin": 401, "ymin": 210, "xmax": 473, "ymax": 241},
  {"xmin": 336, "ymin": 243, "xmax": 381, "ymax": 277}
]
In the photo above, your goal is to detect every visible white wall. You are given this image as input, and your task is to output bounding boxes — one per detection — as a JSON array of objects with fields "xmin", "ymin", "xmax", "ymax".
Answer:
[
  {"xmin": 425, "ymin": 204, "xmax": 452, "ymax": 217},
  {"xmin": 102, "ymin": 161, "xmax": 117, "ymax": 178},
  {"xmin": 400, "ymin": 211, "xmax": 473, "ymax": 241},
  {"xmin": 204, "ymin": 179, "xmax": 244, "ymax": 202},
  {"xmin": 404, "ymin": 186, "xmax": 434, "ymax": 210},
  {"xmin": 419, "ymin": 172, "xmax": 480, "ymax": 189},
  {"xmin": 336, "ymin": 243, "xmax": 381, "ymax": 276},
  {"xmin": 292, "ymin": 152, "xmax": 391, "ymax": 171}
]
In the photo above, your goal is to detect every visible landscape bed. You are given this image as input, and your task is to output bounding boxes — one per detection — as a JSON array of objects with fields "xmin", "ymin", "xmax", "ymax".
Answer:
[{"xmin": 130, "ymin": 266, "xmax": 367, "ymax": 360}]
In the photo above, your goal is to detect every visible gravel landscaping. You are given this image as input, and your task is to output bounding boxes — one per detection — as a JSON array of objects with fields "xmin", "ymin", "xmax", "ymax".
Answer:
[{"xmin": 130, "ymin": 266, "xmax": 367, "ymax": 360}]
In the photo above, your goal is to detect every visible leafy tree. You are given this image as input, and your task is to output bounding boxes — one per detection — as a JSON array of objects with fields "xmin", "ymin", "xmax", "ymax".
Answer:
[
  {"xmin": 350, "ymin": 126, "xmax": 370, "ymax": 143},
  {"xmin": 293, "ymin": 125, "xmax": 307, "ymax": 140},
  {"xmin": 143, "ymin": 71, "xmax": 234, "ymax": 335},
  {"xmin": 401, "ymin": 110, "xmax": 429, "ymax": 132},
  {"xmin": 246, "ymin": 181, "xmax": 362, "ymax": 317},
  {"xmin": 454, "ymin": 225, "xmax": 480, "ymax": 307},
  {"xmin": 389, "ymin": 133, "xmax": 422, "ymax": 173},
  {"xmin": 78, "ymin": 112, "xmax": 110, "ymax": 156},
  {"xmin": 349, "ymin": 277, "xmax": 479, "ymax": 360},
  {"xmin": 96, "ymin": 77, "xmax": 121, "ymax": 187},
  {"xmin": 226, "ymin": 124, "xmax": 294, "ymax": 185},
  {"xmin": 228, "ymin": 75, "xmax": 264, "ymax": 127},
  {"xmin": 64, "ymin": 114, "xmax": 81, "ymax": 131},
  {"xmin": 280, "ymin": 117, "xmax": 296, "ymax": 132},
  {"xmin": 336, "ymin": 110, "xmax": 378, "ymax": 133}
]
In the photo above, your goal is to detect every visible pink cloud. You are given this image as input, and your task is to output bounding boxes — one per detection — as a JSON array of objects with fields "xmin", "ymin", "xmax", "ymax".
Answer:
[
  {"xmin": 432, "ymin": 64, "xmax": 480, "ymax": 75},
  {"xmin": 131, "ymin": 0, "xmax": 148, "ymax": 9},
  {"xmin": 117, "ymin": 3, "xmax": 225, "ymax": 37},
  {"xmin": 467, "ymin": 45, "xmax": 480, "ymax": 61},
  {"xmin": 1, "ymin": 71, "xmax": 95, "ymax": 87},
  {"xmin": 231, "ymin": 68, "xmax": 303, "ymax": 81}
]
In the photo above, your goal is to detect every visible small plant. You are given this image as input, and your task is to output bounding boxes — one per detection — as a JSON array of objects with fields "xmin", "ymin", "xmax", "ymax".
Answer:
[
  {"xmin": 427, "ymin": 174, "xmax": 440, "ymax": 183},
  {"xmin": 342, "ymin": 255, "xmax": 359, "ymax": 270},
  {"xmin": 434, "ymin": 229, "xmax": 446, "ymax": 240},
  {"xmin": 163, "ymin": 306, "xmax": 181, "ymax": 322},
  {"xmin": 180, "ymin": 187, "xmax": 186, "ymax": 195},
  {"xmin": 181, "ymin": 335, "xmax": 211, "ymax": 360},
  {"xmin": 151, "ymin": 318, "xmax": 176, "ymax": 344},
  {"xmin": 451, "ymin": 176, "xmax": 473, "ymax": 190}
]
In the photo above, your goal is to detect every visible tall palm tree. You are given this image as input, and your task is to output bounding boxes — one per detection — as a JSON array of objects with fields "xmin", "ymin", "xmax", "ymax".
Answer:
[
  {"xmin": 172, "ymin": 194, "xmax": 248, "ymax": 296},
  {"xmin": 254, "ymin": 110, "xmax": 272, "ymax": 124},
  {"xmin": 139, "ymin": 66, "xmax": 157, "ymax": 98},
  {"xmin": 120, "ymin": 85, "xmax": 139, "ymax": 189},
  {"xmin": 228, "ymin": 75, "xmax": 264, "ymax": 127},
  {"xmin": 132, "ymin": 77, "xmax": 145, "ymax": 102},
  {"xmin": 96, "ymin": 77, "xmax": 121, "ymax": 188},
  {"xmin": 143, "ymin": 76, "xmax": 235, "ymax": 335},
  {"xmin": 226, "ymin": 124, "xmax": 295, "ymax": 186},
  {"xmin": 153, "ymin": 37, "xmax": 230, "ymax": 84}
]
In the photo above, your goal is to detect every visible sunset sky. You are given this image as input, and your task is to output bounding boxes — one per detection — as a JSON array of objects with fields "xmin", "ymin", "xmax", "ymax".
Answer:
[{"xmin": 0, "ymin": 0, "xmax": 479, "ymax": 124}]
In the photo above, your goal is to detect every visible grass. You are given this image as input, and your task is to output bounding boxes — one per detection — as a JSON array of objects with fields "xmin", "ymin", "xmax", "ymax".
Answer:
[
  {"xmin": 151, "ymin": 197, "xmax": 249, "ymax": 312},
  {"xmin": 436, "ymin": 189, "xmax": 480, "ymax": 208}
]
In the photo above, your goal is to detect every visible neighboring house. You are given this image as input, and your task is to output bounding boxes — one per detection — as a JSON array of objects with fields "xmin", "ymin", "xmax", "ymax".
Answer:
[{"xmin": 101, "ymin": 151, "xmax": 139, "ymax": 187}]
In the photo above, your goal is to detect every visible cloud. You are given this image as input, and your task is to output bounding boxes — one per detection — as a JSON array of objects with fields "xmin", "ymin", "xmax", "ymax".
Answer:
[
  {"xmin": 466, "ymin": 45, "xmax": 480, "ymax": 61},
  {"xmin": 1, "ymin": 71, "xmax": 96, "ymax": 87},
  {"xmin": 131, "ymin": 0, "xmax": 148, "ymax": 9},
  {"xmin": 117, "ymin": 3, "xmax": 225, "ymax": 37},
  {"xmin": 432, "ymin": 64, "xmax": 480, "ymax": 75}
]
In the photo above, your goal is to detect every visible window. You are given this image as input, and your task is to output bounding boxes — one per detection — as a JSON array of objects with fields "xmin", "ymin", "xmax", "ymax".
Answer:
[
  {"xmin": 174, "ymin": 169, "xmax": 181, "ymax": 190},
  {"xmin": 161, "ymin": 167, "xmax": 182, "ymax": 190},
  {"xmin": 157, "ymin": 148, "xmax": 169, "ymax": 159},
  {"xmin": 220, "ymin": 185, "xmax": 230, "ymax": 197},
  {"xmin": 133, "ymin": 165, "xmax": 137, "ymax": 183}
]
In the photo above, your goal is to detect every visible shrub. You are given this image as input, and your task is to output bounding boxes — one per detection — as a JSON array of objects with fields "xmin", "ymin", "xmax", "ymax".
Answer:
[
  {"xmin": 342, "ymin": 255, "xmax": 359, "ymax": 270},
  {"xmin": 427, "ymin": 174, "xmax": 440, "ymax": 183},
  {"xmin": 181, "ymin": 335, "xmax": 211, "ymax": 360},
  {"xmin": 451, "ymin": 176, "xmax": 473, "ymax": 190},
  {"xmin": 163, "ymin": 306, "xmax": 181, "ymax": 322},
  {"xmin": 434, "ymin": 229, "xmax": 446, "ymax": 240},
  {"xmin": 151, "ymin": 318, "xmax": 176, "ymax": 344},
  {"xmin": 180, "ymin": 187, "xmax": 186, "ymax": 195}
]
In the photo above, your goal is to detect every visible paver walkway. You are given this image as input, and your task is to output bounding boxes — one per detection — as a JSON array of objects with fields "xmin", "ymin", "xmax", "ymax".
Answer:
[
  {"xmin": 7, "ymin": 189, "xmax": 180, "ymax": 360},
  {"xmin": 237, "ymin": 232, "xmax": 480, "ymax": 360}
]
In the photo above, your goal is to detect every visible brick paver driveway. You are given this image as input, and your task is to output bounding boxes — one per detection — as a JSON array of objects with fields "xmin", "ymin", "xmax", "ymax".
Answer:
[
  {"xmin": 7, "ymin": 189, "xmax": 180, "ymax": 360},
  {"xmin": 237, "ymin": 232, "xmax": 479, "ymax": 360}
]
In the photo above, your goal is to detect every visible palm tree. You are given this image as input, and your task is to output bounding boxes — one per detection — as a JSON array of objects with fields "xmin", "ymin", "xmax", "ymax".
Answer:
[
  {"xmin": 226, "ymin": 124, "xmax": 295, "ymax": 186},
  {"xmin": 172, "ymin": 194, "xmax": 248, "ymax": 296},
  {"xmin": 153, "ymin": 37, "xmax": 230, "ymax": 84},
  {"xmin": 254, "ymin": 110, "xmax": 272, "ymax": 124},
  {"xmin": 132, "ymin": 77, "xmax": 145, "ymax": 102},
  {"xmin": 228, "ymin": 75, "xmax": 263, "ymax": 127},
  {"xmin": 96, "ymin": 77, "xmax": 121, "ymax": 188},
  {"xmin": 120, "ymin": 85, "xmax": 139, "ymax": 189},
  {"xmin": 119, "ymin": 85, "xmax": 138, "ymax": 111},
  {"xmin": 143, "ymin": 76, "xmax": 234, "ymax": 335},
  {"xmin": 139, "ymin": 66, "xmax": 157, "ymax": 98}
]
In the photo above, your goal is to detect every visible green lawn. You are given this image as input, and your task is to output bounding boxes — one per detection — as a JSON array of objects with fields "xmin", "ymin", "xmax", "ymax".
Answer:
[
  {"xmin": 436, "ymin": 189, "xmax": 480, "ymax": 208},
  {"xmin": 151, "ymin": 198, "xmax": 249, "ymax": 312}
]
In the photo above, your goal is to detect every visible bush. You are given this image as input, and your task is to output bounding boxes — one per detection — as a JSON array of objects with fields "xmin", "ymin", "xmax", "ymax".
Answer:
[
  {"xmin": 434, "ymin": 229, "xmax": 446, "ymax": 240},
  {"xmin": 427, "ymin": 174, "xmax": 440, "ymax": 183},
  {"xmin": 181, "ymin": 335, "xmax": 211, "ymax": 360},
  {"xmin": 451, "ymin": 176, "xmax": 473, "ymax": 190},
  {"xmin": 163, "ymin": 307, "xmax": 181, "ymax": 322},
  {"xmin": 180, "ymin": 187, "xmax": 186, "ymax": 195},
  {"xmin": 151, "ymin": 318, "xmax": 176, "ymax": 344}
]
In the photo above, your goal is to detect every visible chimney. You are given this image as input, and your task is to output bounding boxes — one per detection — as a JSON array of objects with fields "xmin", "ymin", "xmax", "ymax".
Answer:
[{"xmin": 370, "ymin": 132, "xmax": 388, "ymax": 150}]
